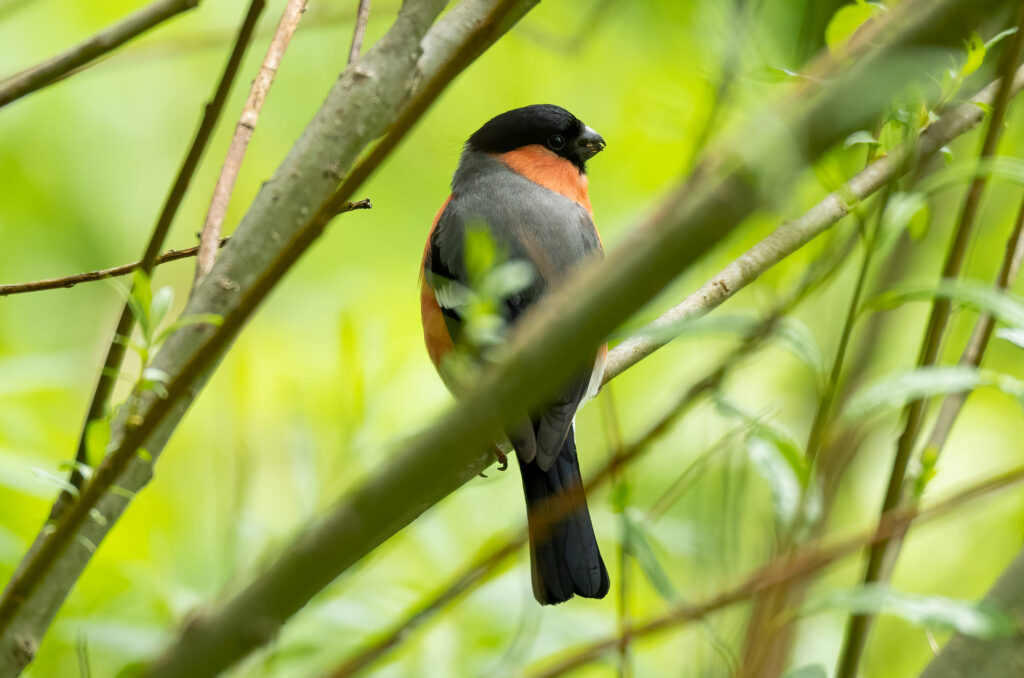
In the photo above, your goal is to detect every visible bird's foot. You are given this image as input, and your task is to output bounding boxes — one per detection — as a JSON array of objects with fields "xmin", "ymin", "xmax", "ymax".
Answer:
[{"xmin": 478, "ymin": 445, "xmax": 509, "ymax": 477}]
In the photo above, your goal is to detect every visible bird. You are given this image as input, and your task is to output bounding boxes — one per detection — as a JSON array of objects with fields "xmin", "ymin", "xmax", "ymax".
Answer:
[{"xmin": 420, "ymin": 104, "xmax": 610, "ymax": 605}]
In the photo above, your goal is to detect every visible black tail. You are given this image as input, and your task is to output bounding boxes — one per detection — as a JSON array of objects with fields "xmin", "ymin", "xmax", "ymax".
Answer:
[{"xmin": 516, "ymin": 426, "xmax": 610, "ymax": 605}]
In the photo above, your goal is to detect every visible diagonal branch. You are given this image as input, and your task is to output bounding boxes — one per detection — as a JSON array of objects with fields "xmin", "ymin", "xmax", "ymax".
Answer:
[
  {"xmin": 194, "ymin": 0, "xmax": 309, "ymax": 284},
  {"xmin": 0, "ymin": 1, "xmax": 539, "ymax": 675},
  {"xmin": 0, "ymin": 0, "xmax": 201, "ymax": 108},
  {"xmin": 918, "ymin": 546, "xmax": 1024, "ymax": 677}
]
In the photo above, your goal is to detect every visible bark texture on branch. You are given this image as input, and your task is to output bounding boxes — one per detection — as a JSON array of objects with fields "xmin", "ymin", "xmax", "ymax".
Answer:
[
  {"xmin": 0, "ymin": 1, "xmax": 535, "ymax": 675},
  {"xmin": 0, "ymin": 0, "xmax": 201, "ymax": 108},
  {"xmin": 918, "ymin": 547, "xmax": 1024, "ymax": 678}
]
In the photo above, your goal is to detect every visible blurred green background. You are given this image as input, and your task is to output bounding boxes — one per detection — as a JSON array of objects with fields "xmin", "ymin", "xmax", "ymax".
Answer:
[{"xmin": 1, "ymin": 0, "xmax": 1023, "ymax": 676}]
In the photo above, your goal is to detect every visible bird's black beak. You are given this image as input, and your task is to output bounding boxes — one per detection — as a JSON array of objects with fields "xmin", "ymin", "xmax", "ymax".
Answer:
[{"xmin": 574, "ymin": 125, "xmax": 606, "ymax": 162}]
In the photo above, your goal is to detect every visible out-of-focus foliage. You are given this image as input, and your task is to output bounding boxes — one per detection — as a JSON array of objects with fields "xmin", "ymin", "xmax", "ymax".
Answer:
[{"xmin": 1, "ymin": 1, "xmax": 1023, "ymax": 676}]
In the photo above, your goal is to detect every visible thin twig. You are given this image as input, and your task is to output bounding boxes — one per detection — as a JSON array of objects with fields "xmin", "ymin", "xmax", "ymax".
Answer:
[
  {"xmin": 195, "ymin": 0, "xmax": 308, "ymax": 284},
  {"xmin": 835, "ymin": 9, "xmax": 1024, "ymax": 676},
  {"xmin": 0, "ymin": 0, "xmax": 201, "ymax": 108},
  {"xmin": 603, "ymin": 62, "xmax": 1024, "ymax": 384},
  {"xmin": 526, "ymin": 464, "xmax": 1024, "ymax": 678},
  {"xmin": 0, "ymin": 239, "xmax": 229, "ymax": 297},
  {"xmin": 348, "ymin": 0, "xmax": 371, "ymax": 64},
  {"xmin": 55, "ymin": 0, "xmax": 267, "ymax": 510}
]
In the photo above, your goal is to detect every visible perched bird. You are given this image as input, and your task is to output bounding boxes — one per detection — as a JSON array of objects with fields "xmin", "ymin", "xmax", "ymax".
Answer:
[{"xmin": 420, "ymin": 104, "xmax": 609, "ymax": 605}]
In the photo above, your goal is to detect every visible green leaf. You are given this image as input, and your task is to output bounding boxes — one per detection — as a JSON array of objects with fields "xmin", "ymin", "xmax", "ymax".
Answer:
[
  {"xmin": 746, "ymin": 434, "xmax": 803, "ymax": 528},
  {"xmin": 939, "ymin": 146, "xmax": 954, "ymax": 165},
  {"xmin": 996, "ymin": 327, "xmax": 1024, "ymax": 349},
  {"xmin": 622, "ymin": 510, "xmax": 678, "ymax": 602},
  {"xmin": 961, "ymin": 32, "xmax": 986, "ymax": 78},
  {"xmin": 29, "ymin": 468, "xmax": 79, "ymax": 498},
  {"xmin": 807, "ymin": 584, "xmax": 1018, "ymax": 639},
  {"xmin": 825, "ymin": 3, "xmax": 876, "ymax": 53},
  {"xmin": 864, "ymin": 278, "xmax": 1024, "ymax": 329},
  {"xmin": 89, "ymin": 508, "xmax": 108, "ymax": 526},
  {"xmin": 717, "ymin": 397, "xmax": 810, "ymax": 489},
  {"xmin": 777, "ymin": 317, "xmax": 826, "ymax": 382},
  {"xmin": 85, "ymin": 418, "xmax": 111, "ymax": 466},
  {"xmin": 844, "ymin": 366, "xmax": 1024, "ymax": 420},
  {"xmin": 881, "ymin": 192, "xmax": 930, "ymax": 245},
  {"xmin": 481, "ymin": 260, "xmax": 535, "ymax": 299},
  {"xmin": 154, "ymin": 313, "xmax": 224, "ymax": 344},
  {"xmin": 844, "ymin": 130, "xmax": 880, "ymax": 149},
  {"xmin": 149, "ymin": 286, "xmax": 174, "ymax": 331},
  {"xmin": 464, "ymin": 225, "xmax": 497, "ymax": 281},
  {"xmin": 128, "ymin": 271, "xmax": 153, "ymax": 343},
  {"xmin": 781, "ymin": 666, "xmax": 828, "ymax": 678},
  {"xmin": 985, "ymin": 27, "xmax": 1018, "ymax": 50}
]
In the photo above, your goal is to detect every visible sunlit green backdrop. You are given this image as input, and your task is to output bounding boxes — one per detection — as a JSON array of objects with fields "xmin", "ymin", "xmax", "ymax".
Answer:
[{"xmin": 2, "ymin": 1, "xmax": 1023, "ymax": 676}]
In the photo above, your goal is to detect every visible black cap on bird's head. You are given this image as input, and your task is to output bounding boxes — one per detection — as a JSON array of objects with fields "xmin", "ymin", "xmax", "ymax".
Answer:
[{"xmin": 467, "ymin": 104, "xmax": 605, "ymax": 172}]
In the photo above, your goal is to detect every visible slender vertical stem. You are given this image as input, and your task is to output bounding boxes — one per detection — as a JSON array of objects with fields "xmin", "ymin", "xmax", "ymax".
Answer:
[
  {"xmin": 601, "ymin": 387, "xmax": 632, "ymax": 678},
  {"xmin": 835, "ymin": 8, "xmax": 1024, "ymax": 676},
  {"xmin": 920, "ymin": 189, "xmax": 1024, "ymax": 456},
  {"xmin": 194, "ymin": 0, "xmax": 308, "ymax": 284},
  {"xmin": 348, "ymin": 0, "xmax": 372, "ymax": 64}
]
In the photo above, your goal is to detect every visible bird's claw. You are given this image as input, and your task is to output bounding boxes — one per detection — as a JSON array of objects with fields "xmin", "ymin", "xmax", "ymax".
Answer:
[{"xmin": 478, "ymin": 446, "xmax": 509, "ymax": 477}]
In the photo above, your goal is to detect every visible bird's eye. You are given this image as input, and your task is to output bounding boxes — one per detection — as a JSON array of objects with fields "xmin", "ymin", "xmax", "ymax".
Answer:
[{"xmin": 547, "ymin": 134, "xmax": 565, "ymax": 150}]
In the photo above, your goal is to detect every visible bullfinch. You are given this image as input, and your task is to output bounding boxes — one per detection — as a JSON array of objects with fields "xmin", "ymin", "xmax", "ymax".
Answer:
[{"xmin": 420, "ymin": 104, "xmax": 609, "ymax": 605}]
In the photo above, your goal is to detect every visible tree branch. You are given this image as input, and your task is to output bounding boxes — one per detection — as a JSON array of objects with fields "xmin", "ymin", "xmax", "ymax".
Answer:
[
  {"xmin": 526, "ymin": 465, "xmax": 1024, "ymax": 678},
  {"xmin": 195, "ymin": 0, "xmax": 308, "ymax": 284},
  {"xmin": 918, "ymin": 547, "xmax": 1024, "ymax": 678},
  {"xmin": 0, "ymin": 0, "xmax": 201, "ymax": 108},
  {"xmin": 0, "ymin": 239, "xmax": 230, "ymax": 297},
  {"xmin": 120, "ymin": 2, "xmax": 1000, "ymax": 675},
  {"xmin": 0, "ymin": 1, "xmax": 538, "ymax": 675}
]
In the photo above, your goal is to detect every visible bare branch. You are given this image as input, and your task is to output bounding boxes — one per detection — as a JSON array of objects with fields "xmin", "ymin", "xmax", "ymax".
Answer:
[
  {"xmin": 195, "ymin": 0, "xmax": 309, "ymax": 284},
  {"xmin": 348, "ymin": 0, "xmax": 372, "ymax": 64},
  {"xmin": 0, "ymin": 239, "xmax": 230, "ymax": 297},
  {"xmin": 0, "ymin": 0, "xmax": 201, "ymax": 108},
  {"xmin": 526, "ymin": 465, "xmax": 1024, "ymax": 678},
  {"xmin": 0, "ymin": 1, "xmax": 537, "ymax": 674}
]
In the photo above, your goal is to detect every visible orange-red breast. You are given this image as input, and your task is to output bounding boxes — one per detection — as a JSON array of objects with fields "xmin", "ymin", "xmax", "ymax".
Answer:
[{"xmin": 420, "ymin": 104, "xmax": 608, "ymax": 605}]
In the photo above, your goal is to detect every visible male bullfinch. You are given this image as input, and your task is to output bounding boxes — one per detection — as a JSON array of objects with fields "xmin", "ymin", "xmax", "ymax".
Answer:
[{"xmin": 420, "ymin": 104, "xmax": 609, "ymax": 605}]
